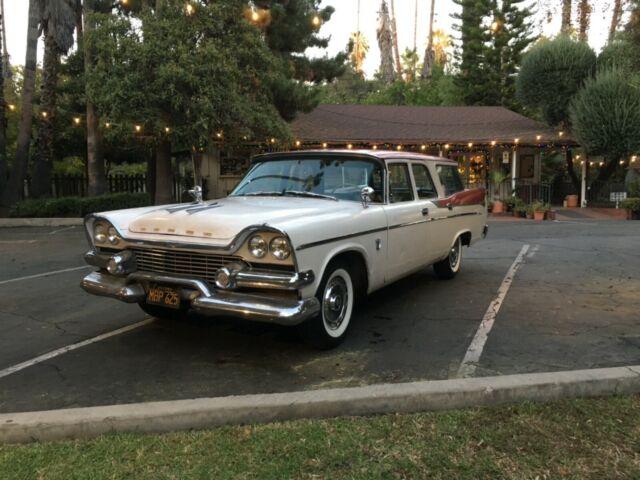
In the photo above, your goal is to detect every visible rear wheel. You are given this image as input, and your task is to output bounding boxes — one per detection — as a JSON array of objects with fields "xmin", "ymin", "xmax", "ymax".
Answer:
[
  {"xmin": 433, "ymin": 236, "xmax": 462, "ymax": 280},
  {"xmin": 299, "ymin": 261, "xmax": 355, "ymax": 349}
]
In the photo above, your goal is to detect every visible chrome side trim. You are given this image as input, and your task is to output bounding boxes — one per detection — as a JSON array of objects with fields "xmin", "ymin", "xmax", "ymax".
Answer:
[{"xmin": 235, "ymin": 270, "xmax": 315, "ymax": 290}]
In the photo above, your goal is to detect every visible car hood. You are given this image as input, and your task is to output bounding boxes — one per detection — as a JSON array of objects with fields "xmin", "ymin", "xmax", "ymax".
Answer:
[{"xmin": 127, "ymin": 196, "xmax": 362, "ymax": 242}]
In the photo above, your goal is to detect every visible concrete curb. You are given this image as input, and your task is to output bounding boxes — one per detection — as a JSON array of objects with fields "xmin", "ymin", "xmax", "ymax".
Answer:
[
  {"xmin": 0, "ymin": 218, "xmax": 83, "ymax": 227},
  {"xmin": 1, "ymin": 365, "xmax": 639, "ymax": 444}
]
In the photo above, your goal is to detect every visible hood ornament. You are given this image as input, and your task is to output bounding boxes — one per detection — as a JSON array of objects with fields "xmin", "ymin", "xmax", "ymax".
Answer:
[{"xmin": 188, "ymin": 185, "xmax": 203, "ymax": 204}]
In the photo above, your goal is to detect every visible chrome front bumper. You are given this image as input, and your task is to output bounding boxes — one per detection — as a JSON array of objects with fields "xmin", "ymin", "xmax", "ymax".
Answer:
[{"xmin": 81, "ymin": 270, "xmax": 320, "ymax": 326}]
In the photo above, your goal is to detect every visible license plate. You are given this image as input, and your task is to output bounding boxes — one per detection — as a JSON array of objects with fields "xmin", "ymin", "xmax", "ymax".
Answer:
[{"xmin": 147, "ymin": 284, "xmax": 181, "ymax": 309}]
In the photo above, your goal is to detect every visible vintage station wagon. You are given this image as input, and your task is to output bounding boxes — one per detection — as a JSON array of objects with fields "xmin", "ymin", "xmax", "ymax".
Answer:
[{"xmin": 81, "ymin": 150, "xmax": 488, "ymax": 348}]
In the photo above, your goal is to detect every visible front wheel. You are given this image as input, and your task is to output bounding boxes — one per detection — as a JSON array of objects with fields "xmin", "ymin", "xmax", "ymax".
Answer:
[
  {"xmin": 433, "ymin": 236, "xmax": 462, "ymax": 280},
  {"xmin": 299, "ymin": 261, "xmax": 355, "ymax": 349}
]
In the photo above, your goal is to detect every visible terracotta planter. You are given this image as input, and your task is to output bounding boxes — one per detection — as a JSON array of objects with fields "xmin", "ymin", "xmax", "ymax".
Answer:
[
  {"xmin": 492, "ymin": 200, "xmax": 504, "ymax": 214},
  {"xmin": 566, "ymin": 195, "xmax": 579, "ymax": 208},
  {"xmin": 526, "ymin": 211, "xmax": 533, "ymax": 219},
  {"xmin": 534, "ymin": 211, "xmax": 545, "ymax": 221}
]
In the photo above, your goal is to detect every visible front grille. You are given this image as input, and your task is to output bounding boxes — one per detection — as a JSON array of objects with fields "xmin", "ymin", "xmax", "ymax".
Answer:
[{"xmin": 131, "ymin": 247, "xmax": 243, "ymax": 284}]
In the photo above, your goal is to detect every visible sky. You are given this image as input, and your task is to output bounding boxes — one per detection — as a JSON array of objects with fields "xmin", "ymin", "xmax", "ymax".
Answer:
[{"xmin": 2, "ymin": 0, "xmax": 627, "ymax": 78}]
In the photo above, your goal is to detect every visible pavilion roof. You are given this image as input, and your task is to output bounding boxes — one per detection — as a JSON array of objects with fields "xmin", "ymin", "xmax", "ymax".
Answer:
[{"xmin": 290, "ymin": 104, "xmax": 575, "ymax": 146}]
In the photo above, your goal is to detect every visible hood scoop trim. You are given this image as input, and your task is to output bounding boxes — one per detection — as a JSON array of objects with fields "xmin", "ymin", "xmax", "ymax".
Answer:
[{"xmin": 164, "ymin": 203, "xmax": 221, "ymax": 215}]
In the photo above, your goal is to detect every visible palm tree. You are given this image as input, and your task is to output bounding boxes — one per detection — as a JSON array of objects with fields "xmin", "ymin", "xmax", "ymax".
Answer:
[
  {"xmin": 1, "ymin": 0, "xmax": 39, "ymax": 207},
  {"xmin": 31, "ymin": 0, "xmax": 76, "ymax": 198},
  {"xmin": 561, "ymin": 0, "xmax": 572, "ymax": 33},
  {"xmin": 84, "ymin": 0, "xmax": 105, "ymax": 196},
  {"xmin": 421, "ymin": 0, "xmax": 437, "ymax": 80},
  {"xmin": 577, "ymin": 0, "xmax": 591, "ymax": 41},
  {"xmin": 609, "ymin": 0, "xmax": 624, "ymax": 41},
  {"xmin": 377, "ymin": 1, "xmax": 396, "ymax": 84},
  {"xmin": 0, "ymin": 0, "xmax": 8, "ymax": 197}
]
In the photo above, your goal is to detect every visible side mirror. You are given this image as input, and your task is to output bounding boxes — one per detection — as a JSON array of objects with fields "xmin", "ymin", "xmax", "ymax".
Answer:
[
  {"xmin": 361, "ymin": 186, "xmax": 375, "ymax": 208},
  {"xmin": 188, "ymin": 185, "xmax": 203, "ymax": 203}
]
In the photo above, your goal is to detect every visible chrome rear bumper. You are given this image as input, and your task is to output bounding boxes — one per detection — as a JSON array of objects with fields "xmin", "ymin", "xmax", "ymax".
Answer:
[{"xmin": 81, "ymin": 271, "xmax": 319, "ymax": 326}]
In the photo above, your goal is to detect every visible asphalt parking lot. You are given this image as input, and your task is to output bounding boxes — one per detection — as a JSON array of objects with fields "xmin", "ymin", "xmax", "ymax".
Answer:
[{"xmin": 0, "ymin": 219, "xmax": 639, "ymax": 413}]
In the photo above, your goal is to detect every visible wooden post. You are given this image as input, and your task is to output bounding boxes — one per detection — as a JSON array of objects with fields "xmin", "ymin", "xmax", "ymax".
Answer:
[
  {"xmin": 581, "ymin": 157, "xmax": 587, "ymax": 207},
  {"xmin": 511, "ymin": 147, "xmax": 518, "ymax": 196}
]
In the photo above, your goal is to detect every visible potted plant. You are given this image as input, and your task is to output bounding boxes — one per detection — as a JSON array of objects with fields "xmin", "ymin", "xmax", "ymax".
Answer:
[
  {"xmin": 532, "ymin": 201, "xmax": 546, "ymax": 220},
  {"xmin": 525, "ymin": 203, "xmax": 534, "ymax": 219},
  {"xmin": 490, "ymin": 171, "xmax": 510, "ymax": 214},
  {"xmin": 512, "ymin": 197, "xmax": 527, "ymax": 217}
]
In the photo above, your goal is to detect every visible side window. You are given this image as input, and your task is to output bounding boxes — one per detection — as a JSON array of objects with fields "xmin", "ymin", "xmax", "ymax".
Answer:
[
  {"xmin": 388, "ymin": 163, "xmax": 414, "ymax": 203},
  {"xmin": 436, "ymin": 164, "xmax": 465, "ymax": 196},
  {"xmin": 411, "ymin": 164, "xmax": 437, "ymax": 199}
]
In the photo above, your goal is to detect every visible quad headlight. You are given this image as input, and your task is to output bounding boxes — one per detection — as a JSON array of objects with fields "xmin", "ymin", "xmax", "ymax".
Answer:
[
  {"xmin": 248, "ymin": 235, "xmax": 268, "ymax": 258},
  {"xmin": 93, "ymin": 220, "xmax": 121, "ymax": 246},
  {"xmin": 269, "ymin": 236, "xmax": 291, "ymax": 260},
  {"xmin": 247, "ymin": 234, "xmax": 292, "ymax": 261}
]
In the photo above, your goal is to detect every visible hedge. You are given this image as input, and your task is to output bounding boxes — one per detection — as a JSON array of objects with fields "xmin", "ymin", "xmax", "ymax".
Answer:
[
  {"xmin": 9, "ymin": 193, "xmax": 151, "ymax": 218},
  {"xmin": 621, "ymin": 197, "xmax": 640, "ymax": 215}
]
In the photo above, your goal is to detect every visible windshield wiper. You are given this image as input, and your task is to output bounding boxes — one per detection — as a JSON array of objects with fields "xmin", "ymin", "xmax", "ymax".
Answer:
[
  {"xmin": 236, "ymin": 191, "xmax": 284, "ymax": 197},
  {"xmin": 282, "ymin": 190, "xmax": 337, "ymax": 201}
]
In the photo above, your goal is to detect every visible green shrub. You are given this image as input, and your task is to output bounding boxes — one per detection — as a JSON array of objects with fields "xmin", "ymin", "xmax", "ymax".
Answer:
[
  {"xmin": 9, "ymin": 193, "xmax": 151, "ymax": 218},
  {"xmin": 621, "ymin": 197, "xmax": 640, "ymax": 214}
]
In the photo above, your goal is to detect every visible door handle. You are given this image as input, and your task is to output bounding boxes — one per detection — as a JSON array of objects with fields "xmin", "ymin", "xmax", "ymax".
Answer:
[{"xmin": 421, "ymin": 207, "xmax": 429, "ymax": 216}]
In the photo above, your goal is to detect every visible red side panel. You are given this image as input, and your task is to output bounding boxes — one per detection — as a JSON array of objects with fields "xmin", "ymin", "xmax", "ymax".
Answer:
[{"xmin": 436, "ymin": 188, "xmax": 486, "ymax": 208}]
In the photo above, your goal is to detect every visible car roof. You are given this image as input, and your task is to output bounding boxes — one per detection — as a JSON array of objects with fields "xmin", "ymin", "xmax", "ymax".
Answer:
[{"xmin": 252, "ymin": 149, "xmax": 458, "ymax": 165}]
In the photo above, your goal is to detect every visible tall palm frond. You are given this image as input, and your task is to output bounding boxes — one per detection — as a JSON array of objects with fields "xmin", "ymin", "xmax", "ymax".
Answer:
[{"xmin": 37, "ymin": 0, "xmax": 76, "ymax": 54}]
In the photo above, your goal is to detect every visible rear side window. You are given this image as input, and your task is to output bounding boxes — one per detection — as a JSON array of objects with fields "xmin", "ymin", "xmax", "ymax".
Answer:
[
  {"xmin": 411, "ymin": 164, "xmax": 437, "ymax": 199},
  {"xmin": 388, "ymin": 163, "xmax": 414, "ymax": 203},
  {"xmin": 436, "ymin": 164, "xmax": 464, "ymax": 196}
]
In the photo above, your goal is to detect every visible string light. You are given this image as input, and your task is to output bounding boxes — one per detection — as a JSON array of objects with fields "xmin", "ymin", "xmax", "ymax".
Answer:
[
  {"xmin": 270, "ymin": 138, "xmax": 276, "ymax": 144},
  {"xmin": 467, "ymin": 142, "xmax": 473, "ymax": 148},
  {"xmin": 420, "ymin": 144, "xmax": 427, "ymax": 150},
  {"xmin": 620, "ymin": 160, "xmax": 625, "ymax": 165},
  {"xmin": 590, "ymin": 162, "xmax": 595, "ymax": 166},
  {"xmin": 7, "ymin": 104, "xmax": 16, "ymax": 111},
  {"xmin": 599, "ymin": 161, "xmax": 604, "ymax": 167},
  {"xmin": 632, "ymin": 155, "xmax": 637, "ymax": 163},
  {"xmin": 396, "ymin": 145, "xmax": 402, "ymax": 150},
  {"xmin": 165, "ymin": 127, "xmax": 171, "ymax": 133},
  {"xmin": 490, "ymin": 20, "xmax": 500, "ymax": 32},
  {"xmin": 347, "ymin": 143, "xmax": 353, "ymax": 149},
  {"xmin": 372, "ymin": 145, "xmax": 378, "ymax": 150},
  {"xmin": 121, "ymin": 0, "xmax": 128, "ymax": 4},
  {"xmin": 575, "ymin": 154, "xmax": 580, "ymax": 160},
  {"xmin": 185, "ymin": 3, "xmax": 194, "ymax": 15},
  {"xmin": 490, "ymin": 140, "xmax": 496, "ymax": 146},
  {"xmin": 105, "ymin": 122, "xmax": 111, "ymax": 128},
  {"xmin": 322, "ymin": 142, "xmax": 328, "ymax": 149},
  {"xmin": 295, "ymin": 140, "xmax": 301, "ymax": 147},
  {"xmin": 444, "ymin": 144, "xmax": 450, "ymax": 150},
  {"xmin": 134, "ymin": 124, "xmax": 141, "ymax": 133},
  {"xmin": 41, "ymin": 111, "xmax": 48, "ymax": 118},
  {"xmin": 216, "ymin": 131, "xmax": 223, "ymax": 138},
  {"xmin": 312, "ymin": 14, "xmax": 321, "ymax": 27},
  {"xmin": 558, "ymin": 131, "xmax": 564, "ymax": 137},
  {"xmin": 514, "ymin": 138, "xmax": 520, "ymax": 144},
  {"xmin": 73, "ymin": 117, "xmax": 81, "ymax": 125},
  {"xmin": 536, "ymin": 135, "xmax": 541, "ymax": 141}
]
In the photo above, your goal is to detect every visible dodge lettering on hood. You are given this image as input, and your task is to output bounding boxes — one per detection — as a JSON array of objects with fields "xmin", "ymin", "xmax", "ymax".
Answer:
[{"xmin": 81, "ymin": 150, "xmax": 488, "ymax": 349}]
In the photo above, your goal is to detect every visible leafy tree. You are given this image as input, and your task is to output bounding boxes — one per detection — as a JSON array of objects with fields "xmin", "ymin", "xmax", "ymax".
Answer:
[
  {"xmin": 254, "ymin": 0, "xmax": 347, "ymax": 121},
  {"xmin": 31, "ymin": 0, "xmax": 76, "ymax": 198},
  {"xmin": 452, "ymin": 0, "xmax": 493, "ymax": 105},
  {"xmin": 317, "ymin": 67, "xmax": 378, "ymax": 104},
  {"xmin": 569, "ymin": 68, "xmax": 640, "ymax": 191},
  {"xmin": 87, "ymin": 0, "xmax": 290, "ymax": 204},
  {"xmin": 485, "ymin": 0, "xmax": 536, "ymax": 109},
  {"xmin": 401, "ymin": 48, "xmax": 421, "ymax": 83},
  {"xmin": 516, "ymin": 36, "xmax": 596, "ymax": 127}
]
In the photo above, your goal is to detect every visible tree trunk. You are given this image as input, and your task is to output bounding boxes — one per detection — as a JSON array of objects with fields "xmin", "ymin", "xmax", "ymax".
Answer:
[
  {"xmin": 1, "ymin": 0, "xmax": 38, "ymax": 207},
  {"xmin": 561, "ymin": 0, "xmax": 572, "ymax": 33},
  {"xmin": 31, "ymin": 31, "xmax": 60, "ymax": 198},
  {"xmin": 155, "ymin": 138, "xmax": 173, "ymax": 205},
  {"xmin": 609, "ymin": 0, "xmax": 623, "ymax": 42},
  {"xmin": 389, "ymin": 0, "xmax": 402, "ymax": 78},
  {"xmin": 83, "ymin": 0, "xmax": 105, "ymax": 196},
  {"xmin": 420, "ymin": 0, "xmax": 436, "ymax": 80},
  {"xmin": 377, "ymin": 1, "xmax": 396, "ymax": 85},
  {"xmin": 0, "ymin": 4, "xmax": 7, "ymax": 197},
  {"xmin": 577, "ymin": 0, "xmax": 591, "ymax": 41}
]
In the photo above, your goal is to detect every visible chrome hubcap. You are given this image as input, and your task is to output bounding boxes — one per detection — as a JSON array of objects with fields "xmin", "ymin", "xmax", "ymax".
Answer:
[
  {"xmin": 449, "ymin": 240, "xmax": 460, "ymax": 269},
  {"xmin": 323, "ymin": 277, "xmax": 348, "ymax": 330}
]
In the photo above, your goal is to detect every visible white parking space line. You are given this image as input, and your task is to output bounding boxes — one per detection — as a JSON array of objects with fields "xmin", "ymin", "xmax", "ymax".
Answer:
[
  {"xmin": 456, "ymin": 244, "xmax": 532, "ymax": 378},
  {"xmin": 49, "ymin": 226, "xmax": 76, "ymax": 235},
  {"xmin": 0, "ymin": 266, "xmax": 90, "ymax": 286},
  {"xmin": 0, "ymin": 240, "xmax": 37, "ymax": 244},
  {"xmin": 526, "ymin": 245, "xmax": 540, "ymax": 258},
  {"xmin": 0, "ymin": 318, "xmax": 155, "ymax": 380}
]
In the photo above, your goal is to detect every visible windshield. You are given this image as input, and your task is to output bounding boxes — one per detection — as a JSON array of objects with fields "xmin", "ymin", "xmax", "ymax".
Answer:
[{"xmin": 231, "ymin": 157, "xmax": 385, "ymax": 202}]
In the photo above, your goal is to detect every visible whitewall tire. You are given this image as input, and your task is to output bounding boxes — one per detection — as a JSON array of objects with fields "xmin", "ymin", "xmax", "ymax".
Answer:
[{"xmin": 433, "ymin": 236, "xmax": 462, "ymax": 279}]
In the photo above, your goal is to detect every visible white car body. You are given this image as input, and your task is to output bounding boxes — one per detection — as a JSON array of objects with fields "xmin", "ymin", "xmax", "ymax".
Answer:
[{"xmin": 81, "ymin": 150, "xmax": 488, "ymax": 346}]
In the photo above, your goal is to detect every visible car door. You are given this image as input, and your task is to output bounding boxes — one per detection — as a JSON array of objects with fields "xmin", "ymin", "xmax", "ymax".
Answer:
[
  {"xmin": 383, "ymin": 162, "xmax": 428, "ymax": 282},
  {"xmin": 409, "ymin": 161, "xmax": 443, "ymax": 264}
]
